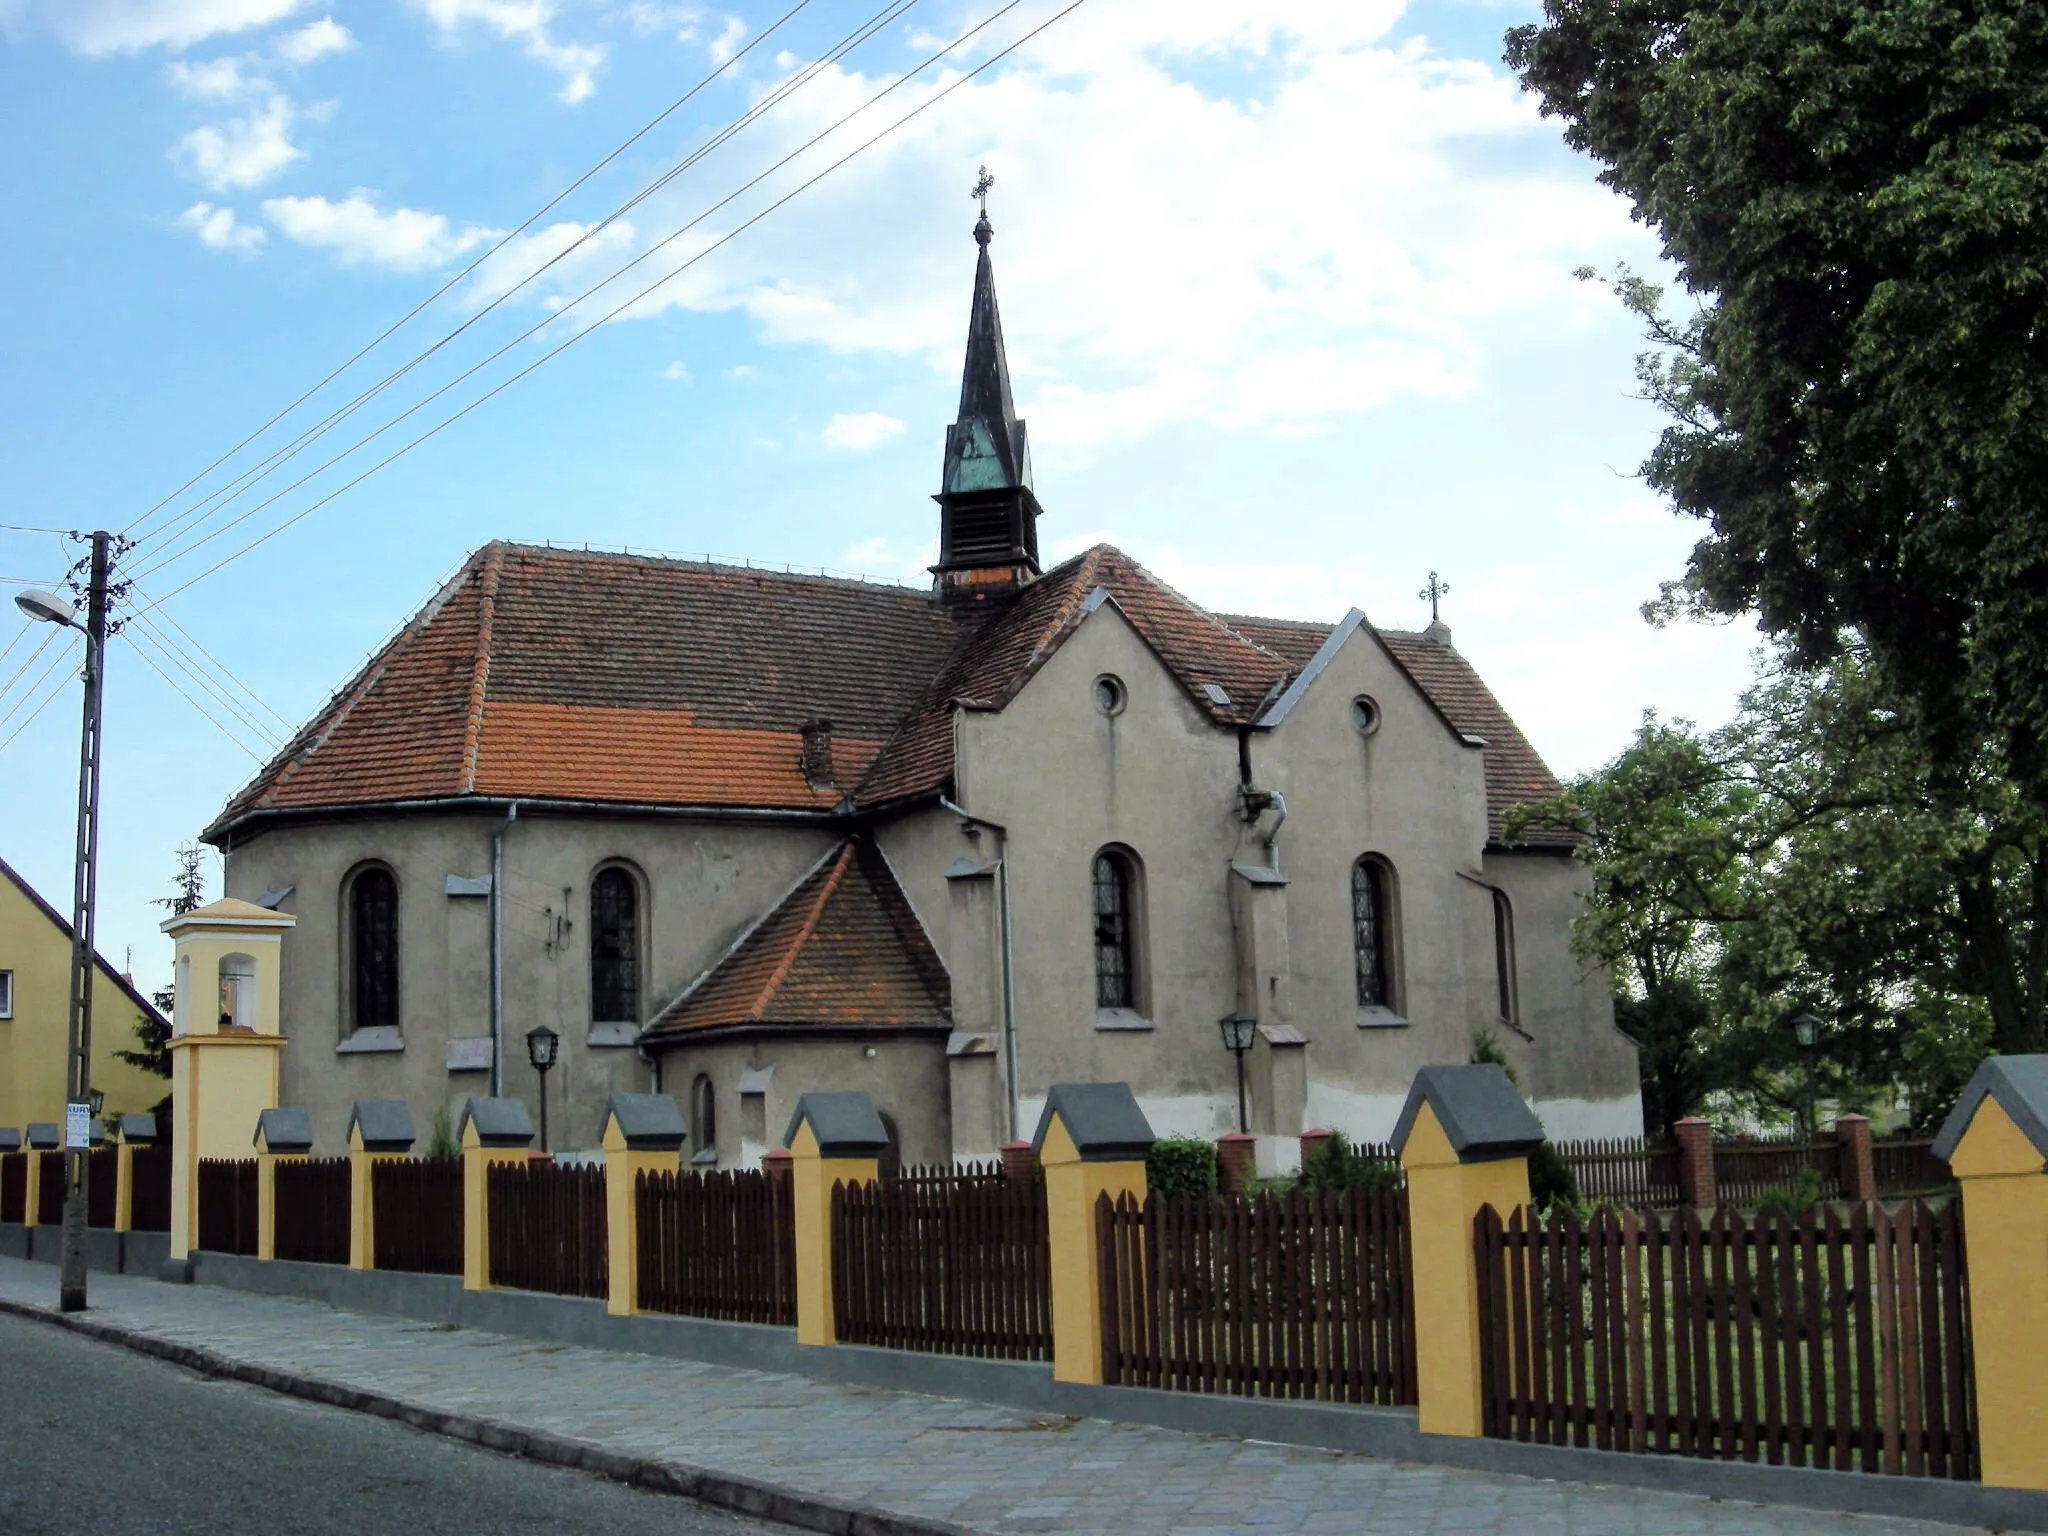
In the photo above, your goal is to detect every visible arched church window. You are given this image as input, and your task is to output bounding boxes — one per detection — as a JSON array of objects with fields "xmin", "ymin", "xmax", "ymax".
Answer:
[
  {"xmin": 590, "ymin": 866, "xmax": 640, "ymax": 1024},
  {"xmin": 349, "ymin": 866, "xmax": 400, "ymax": 1035},
  {"xmin": 692, "ymin": 1074, "xmax": 716, "ymax": 1159},
  {"xmin": 1493, "ymin": 889, "xmax": 1517, "ymax": 1025},
  {"xmin": 1093, "ymin": 849, "xmax": 1140, "ymax": 1010},
  {"xmin": 1352, "ymin": 857, "xmax": 1395, "ymax": 1009}
]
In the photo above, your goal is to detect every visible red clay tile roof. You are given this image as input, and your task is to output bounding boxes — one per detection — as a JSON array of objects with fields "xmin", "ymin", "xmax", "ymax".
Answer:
[
  {"xmin": 208, "ymin": 540, "xmax": 1568, "ymax": 850},
  {"xmin": 641, "ymin": 838, "xmax": 949, "ymax": 1038}
]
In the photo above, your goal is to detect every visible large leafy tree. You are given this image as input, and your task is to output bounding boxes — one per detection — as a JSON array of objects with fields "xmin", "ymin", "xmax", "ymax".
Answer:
[{"xmin": 1506, "ymin": 0, "xmax": 2048, "ymax": 802}]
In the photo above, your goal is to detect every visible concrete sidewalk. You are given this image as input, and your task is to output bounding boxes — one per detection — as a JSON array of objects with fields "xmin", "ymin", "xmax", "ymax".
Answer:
[{"xmin": 0, "ymin": 1258, "xmax": 1990, "ymax": 1536}]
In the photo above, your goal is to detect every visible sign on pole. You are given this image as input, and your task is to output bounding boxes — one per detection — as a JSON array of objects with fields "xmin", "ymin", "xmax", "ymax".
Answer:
[{"xmin": 65, "ymin": 1101, "xmax": 91, "ymax": 1150}]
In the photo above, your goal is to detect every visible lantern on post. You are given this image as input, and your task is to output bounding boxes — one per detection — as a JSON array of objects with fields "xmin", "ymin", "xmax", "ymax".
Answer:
[
  {"xmin": 1219, "ymin": 1012, "xmax": 1257, "ymax": 1134},
  {"xmin": 525, "ymin": 1025, "xmax": 560, "ymax": 1153}
]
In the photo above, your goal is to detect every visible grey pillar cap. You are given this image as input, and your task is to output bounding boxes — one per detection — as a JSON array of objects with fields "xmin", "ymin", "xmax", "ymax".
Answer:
[
  {"xmin": 26, "ymin": 1123, "xmax": 59, "ymax": 1150},
  {"xmin": 459, "ymin": 1097, "xmax": 535, "ymax": 1149},
  {"xmin": 602, "ymin": 1093, "xmax": 687, "ymax": 1152},
  {"xmin": 1933, "ymin": 1055, "xmax": 2048, "ymax": 1165},
  {"xmin": 782, "ymin": 1092, "xmax": 889, "ymax": 1157},
  {"xmin": 1030, "ymin": 1083, "xmax": 1155, "ymax": 1162},
  {"xmin": 347, "ymin": 1100, "xmax": 416, "ymax": 1153},
  {"xmin": 0, "ymin": 1129, "xmax": 20, "ymax": 1153},
  {"xmin": 1391, "ymin": 1065, "xmax": 1543, "ymax": 1163},
  {"xmin": 117, "ymin": 1114, "xmax": 160, "ymax": 1146},
  {"xmin": 254, "ymin": 1107, "xmax": 315, "ymax": 1154}
]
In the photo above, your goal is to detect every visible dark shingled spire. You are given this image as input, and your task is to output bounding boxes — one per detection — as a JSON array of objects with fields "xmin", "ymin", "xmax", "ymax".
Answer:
[{"xmin": 933, "ymin": 199, "xmax": 1040, "ymax": 602}]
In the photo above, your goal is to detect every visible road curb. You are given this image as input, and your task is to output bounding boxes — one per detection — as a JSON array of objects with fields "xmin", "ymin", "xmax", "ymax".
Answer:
[{"xmin": 0, "ymin": 1294, "xmax": 979, "ymax": 1536}]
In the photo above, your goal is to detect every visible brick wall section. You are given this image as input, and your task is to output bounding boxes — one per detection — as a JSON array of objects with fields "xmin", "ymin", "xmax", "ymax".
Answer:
[
  {"xmin": 1000, "ymin": 1142, "xmax": 1035, "ymax": 1183},
  {"xmin": 1299, "ymin": 1129, "xmax": 1331, "ymax": 1169},
  {"xmin": 1216, "ymin": 1134, "xmax": 1256, "ymax": 1196},
  {"xmin": 1834, "ymin": 1114, "xmax": 1876, "ymax": 1203},
  {"xmin": 1674, "ymin": 1118, "xmax": 1716, "ymax": 1210}
]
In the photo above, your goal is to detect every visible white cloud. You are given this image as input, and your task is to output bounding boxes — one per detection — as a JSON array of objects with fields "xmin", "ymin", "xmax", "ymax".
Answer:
[
  {"xmin": 175, "ymin": 95, "xmax": 302, "ymax": 191},
  {"xmin": 661, "ymin": 360, "xmax": 690, "ymax": 381},
  {"xmin": 822, "ymin": 412, "xmax": 904, "ymax": 452},
  {"xmin": 261, "ymin": 192, "xmax": 504, "ymax": 270},
  {"xmin": 33, "ymin": 0, "xmax": 308, "ymax": 55},
  {"xmin": 723, "ymin": 364, "xmax": 756, "ymax": 379},
  {"xmin": 705, "ymin": 13, "xmax": 743, "ymax": 64},
  {"xmin": 414, "ymin": 0, "xmax": 606, "ymax": 104},
  {"xmin": 176, "ymin": 201, "xmax": 266, "ymax": 253},
  {"xmin": 165, "ymin": 53, "xmax": 265, "ymax": 98},
  {"xmin": 619, "ymin": 2, "xmax": 698, "ymax": 40},
  {"xmin": 273, "ymin": 15, "xmax": 351, "ymax": 62}
]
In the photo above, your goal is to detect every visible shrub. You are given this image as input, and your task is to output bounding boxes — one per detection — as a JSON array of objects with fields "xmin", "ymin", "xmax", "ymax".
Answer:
[
  {"xmin": 1528, "ymin": 1141, "xmax": 1579, "ymax": 1214},
  {"xmin": 1299, "ymin": 1130, "xmax": 1401, "ymax": 1196},
  {"xmin": 424, "ymin": 1102, "xmax": 461, "ymax": 1162},
  {"xmin": 1146, "ymin": 1136, "xmax": 1217, "ymax": 1198},
  {"xmin": 1753, "ymin": 1169, "xmax": 1827, "ymax": 1219}
]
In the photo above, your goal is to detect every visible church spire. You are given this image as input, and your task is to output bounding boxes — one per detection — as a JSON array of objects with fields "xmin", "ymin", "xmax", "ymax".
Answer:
[{"xmin": 933, "ymin": 168, "xmax": 1040, "ymax": 602}]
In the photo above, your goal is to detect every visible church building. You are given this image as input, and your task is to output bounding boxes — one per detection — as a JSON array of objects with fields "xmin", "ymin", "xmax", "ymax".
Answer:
[{"xmin": 199, "ymin": 209, "xmax": 1642, "ymax": 1167}]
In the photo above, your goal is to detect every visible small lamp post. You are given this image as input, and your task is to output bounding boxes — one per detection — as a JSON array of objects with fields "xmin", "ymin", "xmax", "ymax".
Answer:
[
  {"xmin": 1219, "ymin": 1012, "xmax": 1257, "ymax": 1135},
  {"xmin": 526, "ymin": 1024, "xmax": 560, "ymax": 1153},
  {"xmin": 1789, "ymin": 1012, "xmax": 1821, "ymax": 1139}
]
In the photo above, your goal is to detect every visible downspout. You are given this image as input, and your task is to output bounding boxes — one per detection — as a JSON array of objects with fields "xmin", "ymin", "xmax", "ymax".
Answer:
[
  {"xmin": 940, "ymin": 796, "xmax": 1020, "ymax": 1144},
  {"xmin": 490, "ymin": 801, "xmax": 519, "ymax": 1096},
  {"xmin": 1262, "ymin": 789, "xmax": 1288, "ymax": 873}
]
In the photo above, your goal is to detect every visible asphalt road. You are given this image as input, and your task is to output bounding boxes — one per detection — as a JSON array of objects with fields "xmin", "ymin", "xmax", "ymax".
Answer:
[{"xmin": 0, "ymin": 1310, "xmax": 793, "ymax": 1536}]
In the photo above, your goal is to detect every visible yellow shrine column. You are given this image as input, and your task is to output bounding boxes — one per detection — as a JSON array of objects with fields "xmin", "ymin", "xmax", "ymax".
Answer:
[
  {"xmin": 1932, "ymin": 1057, "xmax": 2048, "ymax": 1491},
  {"xmin": 112, "ymin": 1113, "xmax": 160, "ymax": 1234},
  {"xmin": 163, "ymin": 898, "xmax": 295, "ymax": 1262},
  {"xmin": 1031, "ymin": 1083, "xmax": 1154, "ymax": 1386},
  {"xmin": 783, "ymin": 1093, "xmax": 888, "ymax": 1347},
  {"xmin": 602, "ymin": 1093, "xmax": 686, "ymax": 1317},
  {"xmin": 459, "ymin": 1097, "xmax": 535, "ymax": 1292},
  {"xmin": 253, "ymin": 1107, "xmax": 314, "ymax": 1261},
  {"xmin": 1393, "ymin": 1064, "xmax": 1542, "ymax": 1440},
  {"xmin": 346, "ymin": 1101, "xmax": 415, "ymax": 1271},
  {"xmin": 22, "ymin": 1123, "xmax": 57, "ymax": 1228}
]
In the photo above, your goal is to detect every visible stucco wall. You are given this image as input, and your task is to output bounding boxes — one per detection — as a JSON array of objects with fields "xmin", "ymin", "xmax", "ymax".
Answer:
[{"xmin": 223, "ymin": 810, "xmax": 838, "ymax": 1154}]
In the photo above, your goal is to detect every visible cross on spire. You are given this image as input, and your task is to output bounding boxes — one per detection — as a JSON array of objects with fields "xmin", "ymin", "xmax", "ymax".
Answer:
[
  {"xmin": 1419, "ymin": 570, "xmax": 1450, "ymax": 623},
  {"xmin": 973, "ymin": 165, "xmax": 994, "ymax": 218}
]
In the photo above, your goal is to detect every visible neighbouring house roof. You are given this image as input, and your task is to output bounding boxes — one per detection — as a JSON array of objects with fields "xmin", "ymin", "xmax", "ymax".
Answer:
[
  {"xmin": 207, "ymin": 540, "xmax": 1572, "ymax": 849},
  {"xmin": 642, "ymin": 838, "xmax": 950, "ymax": 1042},
  {"xmin": 0, "ymin": 854, "xmax": 171, "ymax": 1027}
]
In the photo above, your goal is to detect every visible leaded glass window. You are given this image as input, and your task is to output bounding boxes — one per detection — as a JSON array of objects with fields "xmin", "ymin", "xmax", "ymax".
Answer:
[
  {"xmin": 1352, "ymin": 858, "xmax": 1391, "ymax": 1008},
  {"xmin": 350, "ymin": 867, "xmax": 399, "ymax": 1034},
  {"xmin": 1093, "ymin": 852, "xmax": 1135, "ymax": 1009},
  {"xmin": 591, "ymin": 867, "xmax": 640, "ymax": 1023}
]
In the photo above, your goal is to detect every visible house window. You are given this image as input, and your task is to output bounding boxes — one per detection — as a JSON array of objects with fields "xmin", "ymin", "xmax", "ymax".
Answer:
[
  {"xmin": 692, "ymin": 1073, "xmax": 716, "ymax": 1158},
  {"xmin": 1493, "ymin": 889, "xmax": 1517, "ymax": 1025},
  {"xmin": 0, "ymin": 969, "xmax": 12, "ymax": 1019},
  {"xmin": 590, "ymin": 866, "xmax": 640, "ymax": 1024},
  {"xmin": 349, "ymin": 866, "xmax": 400, "ymax": 1034},
  {"xmin": 1093, "ymin": 849, "xmax": 1139, "ymax": 1010},
  {"xmin": 1352, "ymin": 857, "xmax": 1395, "ymax": 1008}
]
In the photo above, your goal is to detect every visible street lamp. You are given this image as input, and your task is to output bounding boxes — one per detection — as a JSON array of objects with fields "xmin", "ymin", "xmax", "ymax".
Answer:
[
  {"xmin": 16, "ymin": 543, "xmax": 111, "ymax": 1316},
  {"xmin": 1789, "ymin": 1012, "xmax": 1822, "ymax": 1138},
  {"xmin": 1219, "ymin": 1012, "xmax": 1257, "ymax": 1135},
  {"xmin": 526, "ymin": 1024, "xmax": 560, "ymax": 1153}
]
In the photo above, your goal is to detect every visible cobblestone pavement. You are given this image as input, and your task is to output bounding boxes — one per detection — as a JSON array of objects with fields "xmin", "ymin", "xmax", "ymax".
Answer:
[{"xmin": 0, "ymin": 1259, "xmax": 1991, "ymax": 1536}]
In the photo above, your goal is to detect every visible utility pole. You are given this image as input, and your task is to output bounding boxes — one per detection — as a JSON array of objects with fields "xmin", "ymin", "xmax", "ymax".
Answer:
[{"xmin": 59, "ymin": 530, "xmax": 113, "ymax": 1313}]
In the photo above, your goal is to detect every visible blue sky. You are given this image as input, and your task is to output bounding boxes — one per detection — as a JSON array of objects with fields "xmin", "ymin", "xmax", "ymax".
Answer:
[{"xmin": 0, "ymin": 0, "xmax": 1759, "ymax": 1007}]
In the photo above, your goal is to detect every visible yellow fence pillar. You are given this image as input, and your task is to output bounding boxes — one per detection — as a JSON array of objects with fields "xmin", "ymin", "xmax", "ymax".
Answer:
[
  {"xmin": 602, "ymin": 1093, "xmax": 687, "ymax": 1317},
  {"xmin": 1032, "ymin": 1083, "xmax": 1154, "ymax": 1385},
  {"xmin": 1932, "ymin": 1057, "xmax": 2048, "ymax": 1491},
  {"xmin": 111, "ymin": 1115, "xmax": 158, "ymax": 1234},
  {"xmin": 22, "ymin": 1125, "xmax": 55, "ymax": 1227},
  {"xmin": 253, "ymin": 1108, "xmax": 314, "ymax": 1262},
  {"xmin": 459, "ymin": 1097, "xmax": 535, "ymax": 1292},
  {"xmin": 1394, "ymin": 1065, "xmax": 1541, "ymax": 1440},
  {"xmin": 163, "ymin": 898, "xmax": 295, "ymax": 1261},
  {"xmin": 784, "ymin": 1093, "xmax": 888, "ymax": 1347},
  {"xmin": 346, "ymin": 1100, "xmax": 415, "ymax": 1271}
]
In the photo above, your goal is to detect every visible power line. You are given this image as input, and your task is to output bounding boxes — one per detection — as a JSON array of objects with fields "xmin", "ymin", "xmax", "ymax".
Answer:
[
  {"xmin": 0, "ymin": 524, "xmax": 71, "ymax": 535},
  {"xmin": 124, "ymin": 609, "xmax": 285, "ymax": 749},
  {"xmin": 129, "ymin": 0, "xmax": 1068, "ymax": 600},
  {"xmin": 122, "ymin": 628, "xmax": 270, "ymax": 763},
  {"xmin": 128, "ymin": 0, "xmax": 925, "ymax": 571},
  {"xmin": 131, "ymin": 596, "xmax": 295, "ymax": 733},
  {"xmin": 0, "ymin": 659, "xmax": 75, "ymax": 757},
  {"xmin": 120, "ymin": 0, "xmax": 820, "ymax": 549},
  {"xmin": 0, "ymin": 626, "xmax": 62, "ymax": 711},
  {"xmin": 0, "ymin": 633, "xmax": 76, "ymax": 743}
]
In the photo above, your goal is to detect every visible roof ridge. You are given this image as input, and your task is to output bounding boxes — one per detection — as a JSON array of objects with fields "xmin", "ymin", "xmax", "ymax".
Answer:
[
  {"xmin": 459, "ymin": 544, "xmax": 505, "ymax": 794},
  {"xmin": 494, "ymin": 540, "xmax": 934, "ymax": 599},
  {"xmin": 745, "ymin": 840, "xmax": 855, "ymax": 1022}
]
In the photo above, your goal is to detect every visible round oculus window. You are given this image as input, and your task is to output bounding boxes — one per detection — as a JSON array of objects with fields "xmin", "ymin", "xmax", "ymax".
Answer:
[
  {"xmin": 1095, "ymin": 674, "xmax": 1127, "ymax": 716},
  {"xmin": 1350, "ymin": 695, "xmax": 1381, "ymax": 736}
]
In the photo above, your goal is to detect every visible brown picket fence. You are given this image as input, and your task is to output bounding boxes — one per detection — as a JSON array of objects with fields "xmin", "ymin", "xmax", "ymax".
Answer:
[
  {"xmin": 832, "ymin": 1173, "xmax": 1051, "ymax": 1359},
  {"xmin": 373, "ymin": 1158, "xmax": 464, "ymax": 1275},
  {"xmin": 129, "ymin": 1145, "xmax": 172, "ymax": 1233},
  {"xmin": 1873, "ymin": 1139, "xmax": 1952, "ymax": 1198},
  {"xmin": 1714, "ymin": 1137, "xmax": 1845, "ymax": 1206},
  {"xmin": 0, "ymin": 1154, "xmax": 23, "ymax": 1222},
  {"xmin": 1473, "ymin": 1202, "xmax": 1975, "ymax": 1478},
  {"xmin": 37, "ymin": 1151, "xmax": 65, "ymax": 1225},
  {"xmin": 637, "ymin": 1168, "xmax": 796, "ymax": 1325},
  {"xmin": 1096, "ymin": 1186, "xmax": 1417, "ymax": 1406},
  {"xmin": 274, "ymin": 1157, "xmax": 351, "ymax": 1264},
  {"xmin": 87, "ymin": 1146, "xmax": 118, "ymax": 1228},
  {"xmin": 197, "ymin": 1158, "xmax": 259, "ymax": 1255},
  {"xmin": 488, "ymin": 1159, "xmax": 607, "ymax": 1298},
  {"xmin": 1555, "ymin": 1139, "xmax": 1682, "ymax": 1208}
]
